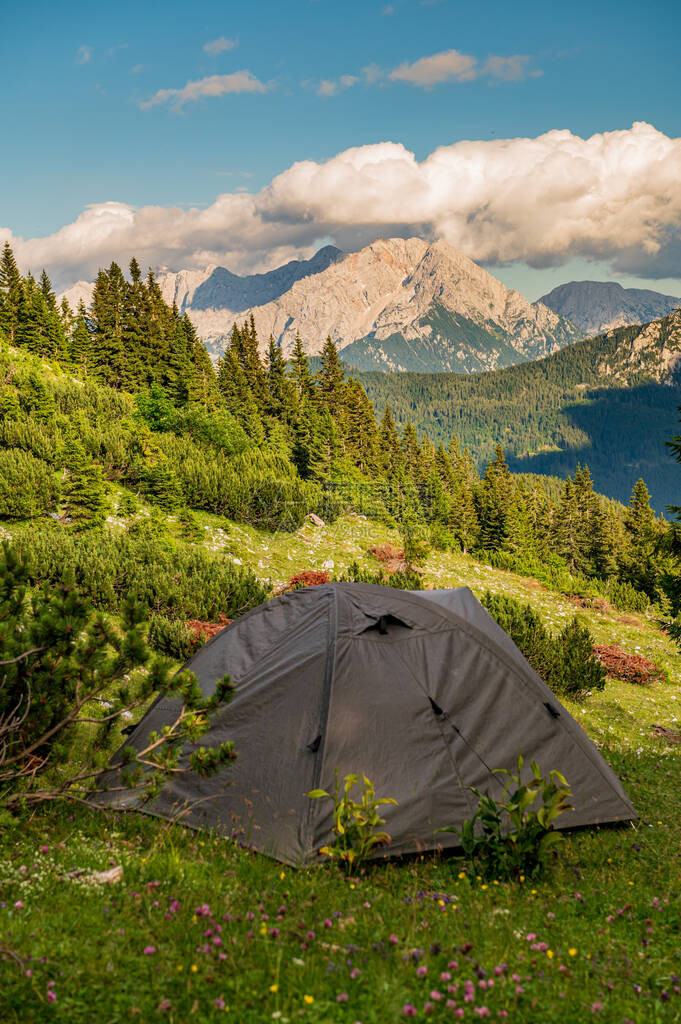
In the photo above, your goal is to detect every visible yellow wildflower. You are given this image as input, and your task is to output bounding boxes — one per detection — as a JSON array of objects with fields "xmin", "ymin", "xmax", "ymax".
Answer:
[
  {"xmin": 568, "ymin": 948, "xmax": 577, "ymax": 957},
  {"xmin": 269, "ymin": 984, "xmax": 279, "ymax": 993},
  {"xmin": 191, "ymin": 964, "xmax": 198, "ymax": 973},
  {"xmin": 303, "ymin": 995, "xmax": 314, "ymax": 1005}
]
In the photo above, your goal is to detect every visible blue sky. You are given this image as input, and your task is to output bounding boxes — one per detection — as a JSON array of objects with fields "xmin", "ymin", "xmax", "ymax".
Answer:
[{"xmin": 2, "ymin": 0, "xmax": 681, "ymax": 297}]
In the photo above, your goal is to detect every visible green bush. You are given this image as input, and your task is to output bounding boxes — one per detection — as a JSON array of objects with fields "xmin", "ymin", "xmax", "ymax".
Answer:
[
  {"xmin": 334, "ymin": 561, "xmax": 424, "ymax": 590},
  {"xmin": 12, "ymin": 524, "xmax": 271, "ymax": 621},
  {"xmin": 481, "ymin": 590, "xmax": 606, "ymax": 698},
  {"xmin": 605, "ymin": 577, "xmax": 649, "ymax": 614},
  {"xmin": 148, "ymin": 613, "xmax": 198, "ymax": 661},
  {"xmin": 0, "ymin": 449, "xmax": 60, "ymax": 519}
]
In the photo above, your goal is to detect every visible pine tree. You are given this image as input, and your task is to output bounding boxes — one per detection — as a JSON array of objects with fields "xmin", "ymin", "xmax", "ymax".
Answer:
[
  {"xmin": 0, "ymin": 242, "xmax": 22, "ymax": 341},
  {"xmin": 378, "ymin": 405, "xmax": 405, "ymax": 478},
  {"xmin": 477, "ymin": 444, "xmax": 514, "ymax": 551},
  {"xmin": 290, "ymin": 333, "xmax": 314, "ymax": 402},
  {"xmin": 317, "ymin": 336, "xmax": 345, "ymax": 414},
  {"xmin": 63, "ymin": 436, "xmax": 108, "ymax": 530}
]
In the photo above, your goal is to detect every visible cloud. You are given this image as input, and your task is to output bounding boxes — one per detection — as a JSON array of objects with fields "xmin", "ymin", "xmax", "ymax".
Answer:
[
  {"xmin": 76, "ymin": 45, "xmax": 92, "ymax": 65},
  {"xmin": 390, "ymin": 48, "xmax": 536, "ymax": 86},
  {"xmin": 390, "ymin": 49, "xmax": 477, "ymax": 85},
  {"xmin": 140, "ymin": 71, "xmax": 267, "ymax": 110},
  {"xmin": 317, "ymin": 74, "xmax": 360, "ymax": 97},
  {"xmin": 6, "ymin": 123, "xmax": 681, "ymax": 290},
  {"xmin": 203, "ymin": 36, "xmax": 238, "ymax": 56}
]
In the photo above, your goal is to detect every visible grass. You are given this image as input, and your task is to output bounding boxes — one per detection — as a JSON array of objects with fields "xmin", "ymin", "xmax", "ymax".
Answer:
[{"xmin": 3, "ymin": 510, "xmax": 681, "ymax": 1022}]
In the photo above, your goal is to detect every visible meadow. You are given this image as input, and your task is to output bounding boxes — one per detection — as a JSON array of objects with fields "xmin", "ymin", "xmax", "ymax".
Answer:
[{"xmin": 2, "ymin": 514, "xmax": 681, "ymax": 1024}]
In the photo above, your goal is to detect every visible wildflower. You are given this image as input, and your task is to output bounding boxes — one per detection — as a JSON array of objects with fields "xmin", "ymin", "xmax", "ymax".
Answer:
[
  {"xmin": 14, "ymin": 901, "xmax": 24, "ymax": 911},
  {"xmin": 143, "ymin": 946, "xmax": 156, "ymax": 955},
  {"xmin": 590, "ymin": 1002, "xmax": 603, "ymax": 1013},
  {"xmin": 424, "ymin": 1002, "xmax": 435, "ymax": 1014},
  {"xmin": 46, "ymin": 991, "xmax": 57, "ymax": 1005},
  {"xmin": 190, "ymin": 964, "xmax": 198, "ymax": 973},
  {"xmin": 158, "ymin": 998, "xmax": 172, "ymax": 1012},
  {"xmin": 215, "ymin": 998, "xmax": 226, "ymax": 1010},
  {"xmin": 429, "ymin": 990, "xmax": 442, "ymax": 1001},
  {"xmin": 417, "ymin": 965, "xmax": 428, "ymax": 977},
  {"xmin": 481, "ymin": 884, "xmax": 488, "ymax": 890},
  {"xmin": 350, "ymin": 968, "xmax": 361, "ymax": 979},
  {"xmin": 440, "ymin": 972, "xmax": 452, "ymax": 982},
  {"xmin": 474, "ymin": 1010, "xmax": 490, "ymax": 1018},
  {"xmin": 337, "ymin": 993, "xmax": 349, "ymax": 1003},
  {"xmin": 568, "ymin": 948, "xmax": 577, "ymax": 957},
  {"xmin": 389, "ymin": 934, "xmax": 399, "ymax": 945},
  {"xmin": 402, "ymin": 1007, "xmax": 417, "ymax": 1018},
  {"xmin": 546, "ymin": 950, "xmax": 554, "ymax": 959},
  {"xmin": 303, "ymin": 995, "xmax": 314, "ymax": 1005},
  {"xmin": 269, "ymin": 984, "xmax": 279, "ymax": 993}
]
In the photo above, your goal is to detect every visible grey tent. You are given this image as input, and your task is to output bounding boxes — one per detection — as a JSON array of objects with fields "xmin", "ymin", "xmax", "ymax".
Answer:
[{"xmin": 96, "ymin": 583, "xmax": 636, "ymax": 865}]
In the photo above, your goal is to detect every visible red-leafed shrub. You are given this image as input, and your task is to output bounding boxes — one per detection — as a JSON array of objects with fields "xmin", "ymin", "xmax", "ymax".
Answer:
[
  {"xmin": 284, "ymin": 570, "xmax": 330, "ymax": 591},
  {"xmin": 594, "ymin": 644, "xmax": 663, "ymax": 686}
]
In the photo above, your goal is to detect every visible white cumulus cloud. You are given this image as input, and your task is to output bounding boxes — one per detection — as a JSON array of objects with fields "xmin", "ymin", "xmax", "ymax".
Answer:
[
  {"xmin": 4, "ymin": 123, "xmax": 681, "ymax": 291},
  {"xmin": 140, "ymin": 71, "xmax": 267, "ymax": 110}
]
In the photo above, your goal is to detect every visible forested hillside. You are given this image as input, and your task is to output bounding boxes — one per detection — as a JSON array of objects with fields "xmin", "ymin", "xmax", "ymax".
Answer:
[
  {"xmin": 358, "ymin": 313, "xmax": 681, "ymax": 510},
  {"xmin": 1, "ymin": 242, "xmax": 680, "ymax": 641}
]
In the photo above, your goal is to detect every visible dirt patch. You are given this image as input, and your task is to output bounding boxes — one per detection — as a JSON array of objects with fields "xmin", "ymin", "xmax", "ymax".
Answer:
[
  {"xmin": 521, "ymin": 578, "xmax": 548, "ymax": 591},
  {"xmin": 652, "ymin": 724, "xmax": 681, "ymax": 745},
  {"xmin": 593, "ymin": 643, "xmax": 664, "ymax": 686},
  {"xmin": 368, "ymin": 543, "xmax": 407, "ymax": 574}
]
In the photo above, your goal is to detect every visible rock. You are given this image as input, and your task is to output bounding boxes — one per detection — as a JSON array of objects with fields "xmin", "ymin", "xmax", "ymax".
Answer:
[{"xmin": 306, "ymin": 513, "xmax": 325, "ymax": 528}]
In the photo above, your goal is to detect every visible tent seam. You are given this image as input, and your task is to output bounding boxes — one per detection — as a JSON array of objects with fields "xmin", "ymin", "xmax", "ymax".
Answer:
[{"xmin": 301, "ymin": 587, "xmax": 338, "ymax": 862}]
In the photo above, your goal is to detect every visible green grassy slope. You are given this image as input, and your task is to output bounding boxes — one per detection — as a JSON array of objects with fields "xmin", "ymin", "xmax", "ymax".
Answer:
[{"xmin": 2, "ymin": 514, "xmax": 681, "ymax": 1023}]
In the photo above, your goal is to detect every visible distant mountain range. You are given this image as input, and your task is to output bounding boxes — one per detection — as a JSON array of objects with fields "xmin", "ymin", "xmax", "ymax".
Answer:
[
  {"xmin": 539, "ymin": 280, "xmax": 680, "ymax": 335},
  {"xmin": 166, "ymin": 238, "xmax": 586, "ymax": 373},
  {"xmin": 59, "ymin": 239, "xmax": 681, "ymax": 375}
]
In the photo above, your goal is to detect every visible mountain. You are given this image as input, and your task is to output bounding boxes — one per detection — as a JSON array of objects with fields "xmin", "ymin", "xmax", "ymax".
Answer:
[
  {"xmin": 539, "ymin": 280, "xmax": 681, "ymax": 335},
  {"xmin": 185, "ymin": 238, "xmax": 582, "ymax": 372},
  {"xmin": 358, "ymin": 311, "xmax": 681, "ymax": 510}
]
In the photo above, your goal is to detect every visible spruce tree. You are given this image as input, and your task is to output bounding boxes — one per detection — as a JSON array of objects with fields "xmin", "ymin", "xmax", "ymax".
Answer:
[{"xmin": 0, "ymin": 242, "xmax": 22, "ymax": 342}]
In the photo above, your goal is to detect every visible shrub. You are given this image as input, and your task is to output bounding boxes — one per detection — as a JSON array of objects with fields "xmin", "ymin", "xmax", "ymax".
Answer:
[
  {"xmin": 334, "ymin": 561, "xmax": 424, "ymax": 591},
  {"xmin": 604, "ymin": 578, "xmax": 649, "ymax": 614},
  {"xmin": 148, "ymin": 613, "xmax": 198, "ymax": 661},
  {"xmin": 0, "ymin": 449, "xmax": 59, "ymax": 520},
  {"xmin": 0, "ymin": 541, "xmax": 237, "ymax": 809},
  {"xmin": 11, "ymin": 524, "xmax": 271, "ymax": 622},
  {"xmin": 481, "ymin": 591, "xmax": 606, "ymax": 697}
]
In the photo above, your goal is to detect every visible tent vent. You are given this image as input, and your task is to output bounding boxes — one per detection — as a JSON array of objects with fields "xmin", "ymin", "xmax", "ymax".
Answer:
[
  {"xmin": 544, "ymin": 702, "xmax": 560, "ymax": 719},
  {"xmin": 361, "ymin": 613, "xmax": 412, "ymax": 635},
  {"xmin": 429, "ymin": 697, "xmax": 444, "ymax": 717},
  {"xmin": 307, "ymin": 735, "xmax": 322, "ymax": 753}
]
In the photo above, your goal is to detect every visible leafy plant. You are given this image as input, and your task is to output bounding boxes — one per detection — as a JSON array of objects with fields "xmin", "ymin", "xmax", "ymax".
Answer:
[
  {"xmin": 308, "ymin": 770, "xmax": 397, "ymax": 870},
  {"xmin": 438, "ymin": 755, "xmax": 573, "ymax": 881}
]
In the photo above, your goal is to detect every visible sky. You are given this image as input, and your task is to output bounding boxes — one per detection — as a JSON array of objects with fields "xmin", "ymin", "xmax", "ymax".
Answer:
[{"xmin": 2, "ymin": 0, "xmax": 681, "ymax": 298}]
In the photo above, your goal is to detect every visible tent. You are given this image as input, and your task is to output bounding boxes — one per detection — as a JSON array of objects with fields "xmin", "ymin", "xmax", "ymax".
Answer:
[{"xmin": 96, "ymin": 583, "xmax": 636, "ymax": 864}]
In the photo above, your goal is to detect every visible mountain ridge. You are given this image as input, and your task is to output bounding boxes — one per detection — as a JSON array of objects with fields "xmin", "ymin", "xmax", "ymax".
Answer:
[{"xmin": 539, "ymin": 279, "xmax": 681, "ymax": 335}]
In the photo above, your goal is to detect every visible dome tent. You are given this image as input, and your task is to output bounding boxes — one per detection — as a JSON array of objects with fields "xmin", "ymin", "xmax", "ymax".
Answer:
[{"xmin": 96, "ymin": 583, "xmax": 636, "ymax": 865}]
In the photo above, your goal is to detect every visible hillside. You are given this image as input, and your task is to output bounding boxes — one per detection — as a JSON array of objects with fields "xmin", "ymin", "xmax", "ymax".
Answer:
[
  {"xmin": 540, "ymin": 279, "xmax": 681, "ymax": 335},
  {"xmin": 359, "ymin": 312, "xmax": 681, "ymax": 510}
]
